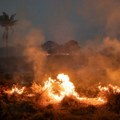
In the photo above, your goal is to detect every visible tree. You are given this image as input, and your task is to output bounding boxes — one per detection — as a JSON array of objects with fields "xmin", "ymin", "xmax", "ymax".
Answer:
[
  {"xmin": 64, "ymin": 40, "xmax": 80, "ymax": 54},
  {"xmin": 42, "ymin": 41, "xmax": 59, "ymax": 54},
  {"xmin": 0, "ymin": 12, "xmax": 18, "ymax": 57}
]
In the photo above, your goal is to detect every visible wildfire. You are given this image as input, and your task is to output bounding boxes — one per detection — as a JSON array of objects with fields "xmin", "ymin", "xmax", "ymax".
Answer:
[
  {"xmin": 98, "ymin": 84, "xmax": 120, "ymax": 93},
  {"xmin": 4, "ymin": 73, "xmax": 120, "ymax": 106},
  {"xmin": 42, "ymin": 73, "xmax": 80, "ymax": 102},
  {"xmin": 31, "ymin": 82, "xmax": 42, "ymax": 93},
  {"xmin": 4, "ymin": 85, "xmax": 25, "ymax": 95},
  {"xmin": 41, "ymin": 73, "xmax": 107, "ymax": 105}
]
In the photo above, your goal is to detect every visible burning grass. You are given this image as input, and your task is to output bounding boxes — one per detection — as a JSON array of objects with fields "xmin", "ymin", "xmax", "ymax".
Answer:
[
  {"xmin": 0, "ymin": 73, "xmax": 120, "ymax": 119},
  {"xmin": 98, "ymin": 84, "xmax": 120, "ymax": 113}
]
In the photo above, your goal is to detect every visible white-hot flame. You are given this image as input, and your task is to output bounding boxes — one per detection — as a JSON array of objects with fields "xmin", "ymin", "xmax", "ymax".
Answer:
[{"xmin": 42, "ymin": 73, "xmax": 80, "ymax": 102}]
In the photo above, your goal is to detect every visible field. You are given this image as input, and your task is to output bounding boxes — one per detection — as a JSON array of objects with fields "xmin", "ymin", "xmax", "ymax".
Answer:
[
  {"xmin": 0, "ymin": 81, "xmax": 120, "ymax": 120},
  {"xmin": 0, "ymin": 55, "xmax": 120, "ymax": 120}
]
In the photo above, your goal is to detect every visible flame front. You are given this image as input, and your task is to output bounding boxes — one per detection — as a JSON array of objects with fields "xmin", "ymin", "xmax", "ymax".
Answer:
[
  {"xmin": 4, "ymin": 73, "xmax": 116, "ymax": 106},
  {"xmin": 98, "ymin": 84, "xmax": 120, "ymax": 93},
  {"xmin": 4, "ymin": 85, "xmax": 25, "ymax": 95},
  {"xmin": 42, "ymin": 73, "xmax": 107, "ymax": 105}
]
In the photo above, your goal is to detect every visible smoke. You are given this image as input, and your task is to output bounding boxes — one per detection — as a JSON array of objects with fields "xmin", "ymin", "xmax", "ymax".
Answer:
[
  {"xmin": 1, "ymin": 0, "xmax": 120, "ymax": 88},
  {"xmin": 11, "ymin": 19, "xmax": 46, "ymax": 83},
  {"xmin": 66, "ymin": 0, "xmax": 120, "ymax": 87},
  {"xmin": 74, "ymin": 37, "xmax": 120, "ymax": 87},
  {"xmin": 24, "ymin": 28, "xmax": 46, "ymax": 83}
]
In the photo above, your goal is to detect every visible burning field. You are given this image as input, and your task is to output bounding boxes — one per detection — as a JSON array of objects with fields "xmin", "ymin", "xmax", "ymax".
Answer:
[
  {"xmin": 1, "ymin": 0, "xmax": 120, "ymax": 119},
  {"xmin": 1, "ymin": 35, "xmax": 120, "ymax": 119},
  {"xmin": 0, "ymin": 72, "xmax": 120, "ymax": 120}
]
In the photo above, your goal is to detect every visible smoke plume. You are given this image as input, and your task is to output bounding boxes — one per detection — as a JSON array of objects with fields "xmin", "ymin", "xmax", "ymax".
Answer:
[{"xmin": 24, "ymin": 28, "xmax": 46, "ymax": 83}]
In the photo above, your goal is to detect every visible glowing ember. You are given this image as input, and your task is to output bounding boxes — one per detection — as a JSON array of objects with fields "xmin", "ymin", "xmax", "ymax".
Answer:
[
  {"xmin": 26, "ymin": 93, "xmax": 35, "ymax": 97},
  {"xmin": 4, "ymin": 85, "xmax": 25, "ymax": 95},
  {"xmin": 98, "ymin": 84, "xmax": 120, "ymax": 93}
]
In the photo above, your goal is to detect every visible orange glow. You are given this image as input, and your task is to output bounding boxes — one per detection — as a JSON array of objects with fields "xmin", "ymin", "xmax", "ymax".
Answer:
[
  {"xmin": 4, "ymin": 85, "xmax": 25, "ymax": 95},
  {"xmin": 41, "ymin": 73, "xmax": 106, "ymax": 105},
  {"xmin": 31, "ymin": 82, "xmax": 42, "ymax": 93},
  {"xmin": 98, "ymin": 84, "xmax": 120, "ymax": 93},
  {"xmin": 42, "ymin": 73, "xmax": 80, "ymax": 102},
  {"xmin": 4, "ymin": 73, "xmax": 116, "ymax": 106}
]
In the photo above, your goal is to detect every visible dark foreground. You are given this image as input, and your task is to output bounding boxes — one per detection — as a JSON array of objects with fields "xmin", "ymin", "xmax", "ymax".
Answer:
[{"xmin": 0, "ymin": 82, "xmax": 120, "ymax": 120}]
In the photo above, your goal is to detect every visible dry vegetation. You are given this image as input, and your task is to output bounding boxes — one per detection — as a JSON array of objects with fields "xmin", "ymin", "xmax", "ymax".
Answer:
[
  {"xmin": 1, "ymin": 38, "xmax": 120, "ymax": 120},
  {"xmin": 0, "ymin": 79, "xmax": 120, "ymax": 120}
]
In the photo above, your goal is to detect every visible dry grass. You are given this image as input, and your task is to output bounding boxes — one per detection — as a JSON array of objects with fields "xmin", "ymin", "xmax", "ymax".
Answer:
[{"xmin": 0, "ymin": 80, "xmax": 120, "ymax": 120}]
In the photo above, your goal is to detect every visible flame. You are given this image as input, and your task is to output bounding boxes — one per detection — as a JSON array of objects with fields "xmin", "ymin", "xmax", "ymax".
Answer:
[
  {"xmin": 98, "ymin": 84, "xmax": 120, "ymax": 93},
  {"xmin": 4, "ymin": 85, "xmax": 25, "ymax": 95},
  {"xmin": 42, "ymin": 73, "xmax": 80, "ymax": 102},
  {"xmin": 3, "ymin": 73, "xmax": 113, "ymax": 106},
  {"xmin": 41, "ymin": 73, "xmax": 106, "ymax": 105},
  {"xmin": 31, "ymin": 82, "xmax": 42, "ymax": 93}
]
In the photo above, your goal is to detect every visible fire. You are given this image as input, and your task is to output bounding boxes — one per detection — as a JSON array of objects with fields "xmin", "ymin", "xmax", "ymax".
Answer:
[
  {"xmin": 42, "ymin": 73, "xmax": 80, "ymax": 102},
  {"xmin": 41, "ymin": 73, "xmax": 106, "ymax": 105},
  {"xmin": 4, "ymin": 73, "xmax": 118, "ymax": 106},
  {"xmin": 4, "ymin": 85, "xmax": 25, "ymax": 95},
  {"xmin": 98, "ymin": 84, "xmax": 120, "ymax": 93},
  {"xmin": 31, "ymin": 82, "xmax": 42, "ymax": 93}
]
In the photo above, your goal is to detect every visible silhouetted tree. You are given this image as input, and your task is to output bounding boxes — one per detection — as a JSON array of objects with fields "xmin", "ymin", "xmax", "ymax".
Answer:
[
  {"xmin": 64, "ymin": 40, "xmax": 80, "ymax": 54},
  {"xmin": 0, "ymin": 12, "xmax": 18, "ymax": 57},
  {"xmin": 42, "ymin": 41, "xmax": 59, "ymax": 54}
]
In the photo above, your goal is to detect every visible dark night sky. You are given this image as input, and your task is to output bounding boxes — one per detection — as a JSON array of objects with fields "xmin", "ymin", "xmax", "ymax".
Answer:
[{"xmin": 0, "ymin": 0, "xmax": 120, "ymax": 46}]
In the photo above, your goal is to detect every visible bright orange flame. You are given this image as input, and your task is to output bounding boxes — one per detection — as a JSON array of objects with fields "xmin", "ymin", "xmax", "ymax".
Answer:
[
  {"xmin": 31, "ymin": 82, "xmax": 42, "ymax": 93},
  {"xmin": 98, "ymin": 84, "xmax": 120, "ymax": 93},
  {"xmin": 4, "ymin": 85, "xmax": 25, "ymax": 95},
  {"xmin": 4, "ymin": 73, "xmax": 109, "ymax": 106},
  {"xmin": 41, "ymin": 73, "xmax": 106, "ymax": 105},
  {"xmin": 42, "ymin": 73, "xmax": 80, "ymax": 102}
]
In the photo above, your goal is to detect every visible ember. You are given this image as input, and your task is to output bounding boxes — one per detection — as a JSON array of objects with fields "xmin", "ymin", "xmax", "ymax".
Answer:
[{"xmin": 4, "ymin": 85, "xmax": 25, "ymax": 95}]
